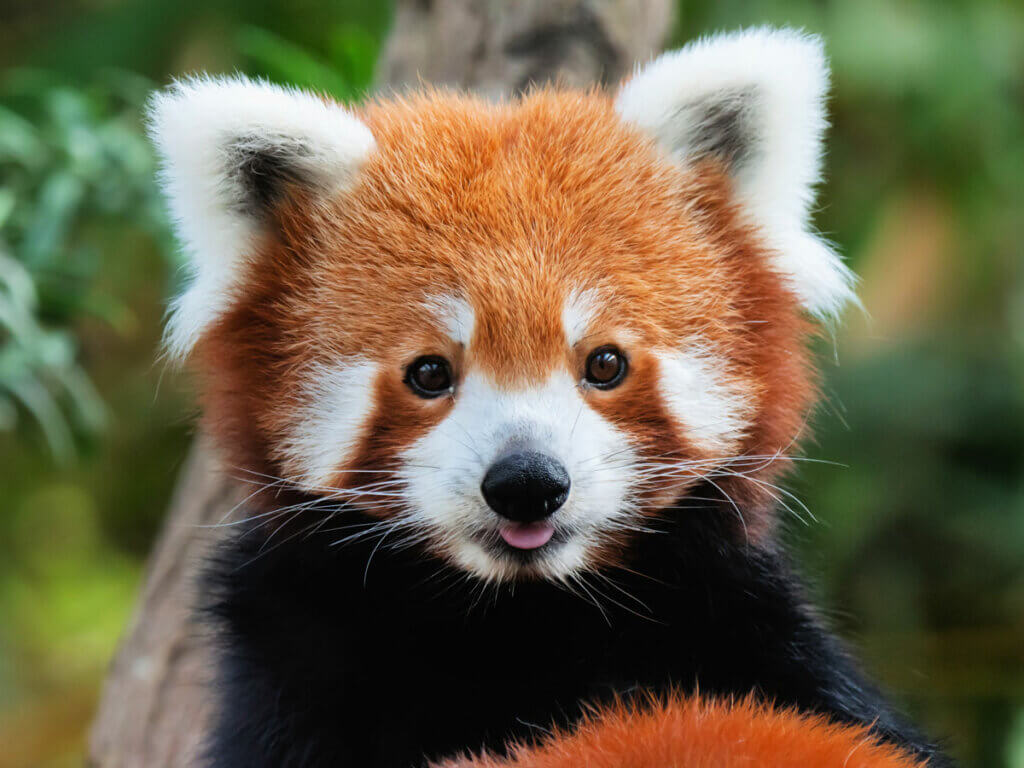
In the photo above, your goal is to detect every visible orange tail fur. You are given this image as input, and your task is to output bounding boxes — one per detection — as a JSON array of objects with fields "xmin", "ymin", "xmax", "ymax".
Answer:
[{"xmin": 435, "ymin": 695, "xmax": 928, "ymax": 768}]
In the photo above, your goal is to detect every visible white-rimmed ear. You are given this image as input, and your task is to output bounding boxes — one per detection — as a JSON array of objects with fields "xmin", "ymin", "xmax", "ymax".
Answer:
[
  {"xmin": 615, "ymin": 27, "xmax": 855, "ymax": 316},
  {"xmin": 147, "ymin": 75, "xmax": 375, "ymax": 359}
]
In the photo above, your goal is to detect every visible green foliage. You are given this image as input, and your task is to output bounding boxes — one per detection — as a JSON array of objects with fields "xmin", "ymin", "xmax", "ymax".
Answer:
[
  {"xmin": 0, "ymin": 70, "xmax": 171, "ymax": 461},
  {"xmin": 236, "ymin": 23, "xmax": 378, "ymax": 101}
]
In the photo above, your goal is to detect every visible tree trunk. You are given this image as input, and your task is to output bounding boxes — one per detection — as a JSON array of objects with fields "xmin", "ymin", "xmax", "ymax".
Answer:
[{"xmin": 87, "ymin": 2, "xmax": 673, "ymax": 765}]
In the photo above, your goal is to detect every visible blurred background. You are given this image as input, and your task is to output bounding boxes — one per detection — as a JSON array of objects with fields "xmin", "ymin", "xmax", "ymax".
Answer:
[{"xmin": 0, "ymin": 0, "xmax": 1021, "ymax": 766}]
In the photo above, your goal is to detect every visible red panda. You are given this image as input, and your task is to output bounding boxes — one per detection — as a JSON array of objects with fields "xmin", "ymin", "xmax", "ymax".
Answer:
[{"xmin": 148, "ymin": 27, "xmax": 949, "ymax": 768}]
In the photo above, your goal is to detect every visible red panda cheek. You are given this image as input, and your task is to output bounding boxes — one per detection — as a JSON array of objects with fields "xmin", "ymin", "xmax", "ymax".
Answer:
[
  {"xmin": 583, "ymin": 351, "xmax": 692, "ymax": 509},
  {"xmin": 584, "ymin": 345, "xmax": 760, "ymax": 515},
  {"xmin": 651, "ymin": 344, "xmax": 756, "ymax": 459},
  {"xmin": 340, "ymin": 370, "xmax": 454, "ymax": 518},
  {"xmin": 588, "ymin": 352, "xmax": 681, "ymax": 452}
]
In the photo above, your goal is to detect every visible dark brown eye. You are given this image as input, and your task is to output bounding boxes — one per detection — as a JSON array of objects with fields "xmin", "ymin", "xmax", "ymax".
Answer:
[
  {"xmin": 584, "ymin": 346, "xmax": 627, "ymax": 389},
  {"xmin": 406, "ymin": 356, "xmax": 453, "ymax": 398}
]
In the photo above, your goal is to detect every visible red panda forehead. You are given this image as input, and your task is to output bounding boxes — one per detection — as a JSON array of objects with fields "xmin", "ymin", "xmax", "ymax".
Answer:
[
  {"xmin": 285, "ymin": 90, "xmax": 743, "ymax": 370},
  {"xmin": 352, "ymin": 88, "xmax": 692, "ymax": 244}
]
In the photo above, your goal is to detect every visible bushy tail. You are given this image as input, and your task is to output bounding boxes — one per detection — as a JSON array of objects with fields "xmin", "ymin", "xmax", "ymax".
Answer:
[{"xmin": 435, "ymin": 694, "xmax": 928, "ymax": 768}]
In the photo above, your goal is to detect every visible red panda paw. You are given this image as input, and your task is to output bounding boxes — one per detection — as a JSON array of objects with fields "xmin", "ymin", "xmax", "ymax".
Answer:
[{"xmin": 434, "ymin": 695, "xmax": 928, "ymax": 768}]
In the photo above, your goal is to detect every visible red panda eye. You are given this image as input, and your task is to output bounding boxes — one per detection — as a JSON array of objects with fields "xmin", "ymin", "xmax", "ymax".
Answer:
[
  {"xmin": 585, "ymin": 346, "xmax": 627, "ymax": 389},
  {"xmin": 406, "ymin": 356, "xmax": 453, "ymax": 398}
]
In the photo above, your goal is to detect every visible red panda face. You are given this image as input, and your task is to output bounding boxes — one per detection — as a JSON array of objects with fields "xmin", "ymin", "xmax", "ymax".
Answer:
[{"xmin": 150, "ymin": 30, "xmax": 853, "ymax": 581}]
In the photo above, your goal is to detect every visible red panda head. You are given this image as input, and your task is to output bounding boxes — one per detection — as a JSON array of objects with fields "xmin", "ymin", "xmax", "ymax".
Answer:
[{"xmin": 150, "ymin": 28, "xmax": 853, "ymax": 582}]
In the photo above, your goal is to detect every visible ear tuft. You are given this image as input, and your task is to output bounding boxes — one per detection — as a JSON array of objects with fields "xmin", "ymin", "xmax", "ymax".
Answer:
[
  {"xmin": 225, "ymin": 135, "xmax": 317, "ymax": 215},
  {"xmin": 616, "ymin": 28, "xmax": 855, "ymax": 316},
  {"xmin": 147, "ymin": 76, "xmax": 375, "ymax": 359}
]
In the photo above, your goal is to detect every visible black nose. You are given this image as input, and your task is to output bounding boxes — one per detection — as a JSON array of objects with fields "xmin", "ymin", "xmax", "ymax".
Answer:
[{"xmin": 481, "ymin": 451, "xmax": 571, "ymax": 522}]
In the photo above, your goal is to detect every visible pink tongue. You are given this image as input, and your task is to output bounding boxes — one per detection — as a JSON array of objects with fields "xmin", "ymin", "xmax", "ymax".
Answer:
[{"xmin": 499, "ymin": 521, "xmax": 555, "ymax": 550}]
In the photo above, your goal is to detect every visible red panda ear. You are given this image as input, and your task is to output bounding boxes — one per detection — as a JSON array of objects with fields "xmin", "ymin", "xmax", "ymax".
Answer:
[
  {"xmin": 615, "ymin": 27, "xmax": 856, "ymax": 318},
  {"xmin": 146, "ymin": 76, "xmax": 375, "ymax": 360}
]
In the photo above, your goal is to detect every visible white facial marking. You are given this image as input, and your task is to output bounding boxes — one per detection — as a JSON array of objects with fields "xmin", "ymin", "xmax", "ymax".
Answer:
[
  {"xmin": 278, "ymin": 359, "xmax": 379, "ymax": 491},
  {"xmin": 399, "ymin": 371, "xmax": 637, "ymax": 581},
  {"xmin": 424, "ymin": 294, "xmax": 476, "ymax": 346},
  {"xmin": 656, "ymin": 342, "xmax": 752, "ymax": 453},
  {"xmin": 561, "ymin": 288, "xmax": 600, "ymax": 347}
]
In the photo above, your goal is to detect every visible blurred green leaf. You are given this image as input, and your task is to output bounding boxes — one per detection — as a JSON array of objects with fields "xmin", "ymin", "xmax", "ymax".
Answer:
[
  {"xmin": 236, "ymin": 26, "xmax": 358, "ymax": 101},
  {"xmin": 328, "ymin": 24, "xmax": 378, "ymax": 92},
  {"xmin": 0, "ymin": 69, "xmax": 169, "ymax": 461}
]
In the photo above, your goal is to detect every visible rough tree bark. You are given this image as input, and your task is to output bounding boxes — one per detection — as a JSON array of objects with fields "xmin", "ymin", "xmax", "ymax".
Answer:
[{"xmin": 88, "ymin": 2, "xmax": 673, "ymax": 765}]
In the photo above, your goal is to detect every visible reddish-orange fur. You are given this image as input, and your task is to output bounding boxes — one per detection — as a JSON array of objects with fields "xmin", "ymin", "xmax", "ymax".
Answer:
[
  {"xmin": 435, "ymin": 695, "xmax": 928, "ymax": 768},
  {"xmin": 195, "ymin": 87, "xmax": 815, "ymax": 541}
]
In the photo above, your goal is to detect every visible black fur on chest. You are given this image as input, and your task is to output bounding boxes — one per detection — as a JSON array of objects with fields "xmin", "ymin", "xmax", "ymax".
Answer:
[{"xmin": 202, "ymin": 487, "xmax": 949, "ymax": 768}]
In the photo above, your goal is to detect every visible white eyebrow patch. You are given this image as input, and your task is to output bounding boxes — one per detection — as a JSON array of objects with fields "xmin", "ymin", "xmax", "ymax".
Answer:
[
  {"xmin": 656, "ymin": 343, "xmax": 753, "ymax": 453},
  {"xmin": 562, "ymin": 288, "xmax": 600, "ymax": 346},
  {"xmin": 278, "ymin": 359, "xmax": 379, "ymax": 491},
  {"xmin": 424, "ymin": 294, "xmax": 475, "ymax": 346}
]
